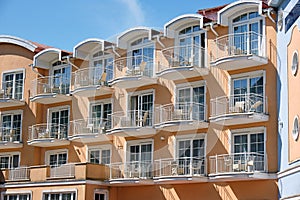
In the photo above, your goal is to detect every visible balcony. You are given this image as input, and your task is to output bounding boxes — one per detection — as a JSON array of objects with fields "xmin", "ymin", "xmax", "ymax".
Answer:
[
  {"xmin": 156, "ymin": 45, "xmax": 209, "ymax": 80},
  {"xmin": 48, "ymin": 164, "xmax": 75, "ymax": 179},
  {"xmin": 27, "ymin": 123, "xmax": 70, "ymax": 147},
  {"xmin": 109, "ymin": 110, "xmax": 156, "ymax": 137},
  {"xmin": 4, "ymin": 167, "xmax": 30, "ymax": 182},
  {"xmin": 210, "ymin": 93, "xmax": 268, "ymax": 126},
  {"xmin": 209, "ymin": 152, "xmax": 268, "ymax": 180},
  {"xmin": 0, "ymin": 127, "xmax": 23, "ymax": 149},
  {"xmin": 0, "ymin": 86, "xmax": 25, "ymax": 108},
  {"xmin": 30, "ymin": 75, "xmax": 71, "ymax": 104},
  {"xmin": 108, "ymin": 55, "xmax": 157, "ymax": 89},
  {"xmin": 69, "ymin": 118, "xmax": 112, "ymax": 143},
  {"xmin": 71, "ymin": 67, "xmax": 113, "ymax": 97},
  {"xmin": 155, "ymin": 103, "xmax": 208, "ymax": 132},
  {"xmin": 109, "ymin": 157, "xmax": 206, "ymax": 184},
  {"xmin": 210, "ymin": 32, "xmax": 267, "ymax": 70}
]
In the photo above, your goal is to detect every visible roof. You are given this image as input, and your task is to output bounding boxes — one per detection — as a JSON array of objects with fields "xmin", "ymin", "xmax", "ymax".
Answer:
[{"xmin": 31, "ymin": 41, "xmax": 72, "ymax": 55}]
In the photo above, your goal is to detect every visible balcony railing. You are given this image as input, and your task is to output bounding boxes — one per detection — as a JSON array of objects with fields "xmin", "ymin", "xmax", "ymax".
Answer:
[
  {"xmin": 31, "ymin": 75, "xmax": 70, "ymax": 97},
  {"xmin": 8, "ymin": 166, "xmax": 30, "ymax": 181},
  {"xmin": 210, "ymin": 31, "xmax": 266, "ymax": 62},
  {"xmin": 153, "ymin": 157, "xmax": 205, "ymax": 177},
  {"xmin": 73, "ymin": 67, "xmax": 113, "ymax": 90},
  {"xmin": 110, "ymin": 161, "xmax": 153, "ymax": 179},
  {"xmin": 158, "ymin": 44, "xmax": 206, "ymax": 70},
  {"xmin": 28, "ymin": 123, "xmax": 69, "ymax": 140},
  {"xmin": 0, "ymin": 127, "xmax": 21, "ymax": 142},
  {"xmin": 210, "ymin": 93, "xmax": 267, "ymax": 117},
  {"xmin": 114, "ymin": 55, "xmax": 154, "ymax": 78},
  {"xmin": 70, "ymin": 117, "xmax": 110, "ymax": 136},
  {"xmin": 110, "ymin": 110, "xmax": 153, "ymax": 129},
  {"xmin": 49, "ymin": 163, "xmax": 75, "ymax": 178},
  {"xmin": 209, "ymin": 152, "xmax": 266, "ymax": 174},
  {"xmin": 1, "ymin": 80, "xmax": 23, "ymax": 100}
]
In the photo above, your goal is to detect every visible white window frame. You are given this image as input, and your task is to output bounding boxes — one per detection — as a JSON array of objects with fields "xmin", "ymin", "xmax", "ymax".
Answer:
[
  {"xmin": 174, "ymin": 134, "xmax": 206, "ymax": 158},
  {"xmin": 89, "ymin": 99, "xmax": 113, "ymax": 119},
  {"xmin": 94, "ymin": 189, "xmax": 109, "ymax": 200},
  {"xmin": 45, "ymin": 149, "xmax": 68, "ymax": 166},
  {"xmin": 1, "ymin": 68, "xmax": 25, "ymax": 100},
  {"xmin": 87, "ymin": 144, "xmax": 112, "ymax": 164},
  {"xmin": 125, "ymin": 139, "xmax": 154, "ymax": 163},
  {"xmin": 47, "ymin": 105, "xmax": 70, "ymax": 129},
  {"xmin": 0, "ymin": 109, "xmax": 23, "ymax": 142},
  {"xmin": 0, "ymin": 151, "xmax": 20, "ymax": 169},
  {"xmin": 90, "ymin": 49, "xmax": 114, "ymax": 81},
  {"xmin": 42, "ymin": 189, "xmax": 77, "ymax": 200},
  {"xmin": 1, "ymin": 190, "xmax": 32, "ymax": 200}
]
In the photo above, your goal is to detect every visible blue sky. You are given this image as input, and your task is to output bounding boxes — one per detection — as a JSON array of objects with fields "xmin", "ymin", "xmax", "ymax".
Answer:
[{"xmin": 0, "ymin": 0, "xmax": 233, "ymax": 51}]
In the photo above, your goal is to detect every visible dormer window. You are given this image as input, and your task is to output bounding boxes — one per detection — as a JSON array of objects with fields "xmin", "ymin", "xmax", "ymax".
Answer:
[
  {"xmin": 131, "ymin": 37, "xmax": 149, "ymax": 46},
  {"xmin": 91, "ymin": 50, "xmax": 114, "ymax": 82},
  {"xmin": 179, "ymin": 25, "xmax": 201, "ymax": 35}
]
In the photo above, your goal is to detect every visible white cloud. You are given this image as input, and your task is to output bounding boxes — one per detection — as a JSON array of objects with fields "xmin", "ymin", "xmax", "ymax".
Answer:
[{"xmin": 118, "ymin": 0, "xmax": 145, "ymax": 25}]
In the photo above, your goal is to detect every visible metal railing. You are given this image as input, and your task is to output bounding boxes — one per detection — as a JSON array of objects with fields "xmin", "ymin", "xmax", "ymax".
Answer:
[
  {"xmin": 153, "ymin": 157, "xmax": 205, "ymax": 177},
  {"xmin": 28, "ymin": 123, "xmax": 69, "ymax": 141},
  {"xmin": 210, "ymin": 93, "xmax": 268, "ymax": 117},
  {"xmin": 155, "ymin": 102, "xmax": 206, "ymax": 124},
  {"xmin": 1, "ymin": 80, "xmax": 23, "ymax": 100},
  {"xmin": 114, "ymin": 55, "xmax": 154, "ymax": 77},
  {"xmin": 158, "ymin": 45, "xmax": 207, "ymax": 72},
  {"xmin": 31, "ymin": 75, "xmax": 71, "ymax": 97},
  {"xmin": 110, "ymin": 110, "xmax": 153, "ymax": 129},
  {"xmin": 110, "ymin": 161, "xmax": 153, "ymax": 179},
  {"xmin": 73, "ymin": 67, "xmax": 113, "ymax": 90},
  {"xmin": 209, "ymin": 152, "xmax": 266, "ymax": 174},
  {"xmin": 210, "ymin": 31, "xmax": 266, "ymax": 62},
  {"xmin": 49, "ymin": 163, "xmax": 75, "ymax": 178},
  {"xmin": 0, "ymin": 127, "xmax": 21, "ymax": 142},
  {"xmin": 8, "ymin": 166, "xmax": 30, "ymax": 181},
  {"xmin": 70, "ymin": 117, "xmax": 110, "ymax": 136}
]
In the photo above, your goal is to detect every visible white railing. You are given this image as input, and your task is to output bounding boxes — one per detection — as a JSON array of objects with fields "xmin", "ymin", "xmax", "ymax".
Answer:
[
  {"xmin": 110, "ymin": 110, "xmax": 153, "ymax": 129},
  {"xmin": 8, "ymin": 166, "xmax": 30, "ymax": 181},
  {"xmin": 210, "ymin": 93, "xmax": 268, "ymax": 117},
  {"xmin": 153, "ymin": 157, "xmax": 205, "ymax": 177},
  {"xmin": 209, "ymin": 152, "xmax": 266, "ymax": 174},
  {"xmin": 49, "ymin": 163, "xmax": 75, "ymax": 178},
  {"xmin": 110, "ymin": 161, "xmax": 153, "ymax": 179},
  {"xmin": 73, "ymin": 67, "xmax": 113, "ymax": 90},
  {"xmin": 155, "ymin": 102, "xmax": 206, "ymax": 124},
  {"xmin": 114, "ymin": 55, "xmax": 154, "ymax": 77},
  {"xmin": 31, "ymin": 75, "xmax": 71, "ymax": 97},
  {"xmin": 0, "ymin": 127, "xmax": 21, "ymax": 142},
  {"xmin": 158, "ymin": 45, "xmax": 206, "ymax": 72},
  {"xmin": 70, "ymin": 117, "xmax": 110, "ymax": 136},
  {"xmin": 211, "ymin": 31, "xmax": 266, "ymax": 62},
  {"xmin": 28, "ymin": 123, "xmax": 69, "ymax": 140}
]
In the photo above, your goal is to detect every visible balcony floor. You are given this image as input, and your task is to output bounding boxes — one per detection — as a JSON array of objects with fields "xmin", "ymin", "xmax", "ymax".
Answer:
[
  {"xmin": 108, "ymin": 76, "xmax": 157, "ymax": 89},
  {"xmin": 156, "ymin": 66, "xmax": 209, "ymax": 81},
  {"xmin": 210, "ymin": 55, "xmax": 268, "ymax": 71},
  {"xmin": 0, "ymin": 142, "xmax": 23, "ymax": 149},
  {"xmin": 71, "ymin": 85, "xmax": 113, "ymax": 97},
  {"xmin": 208, "ymin": 172, "xmax": 277, "ymax": 182},
  {"xmin": 69, "ymin": 133, "xmax": 112, "ymax": 143},
  {"xmin": 27, "ymin": 138, "xmax": 70, "ymax": 147},
  {"xmin": 209, "ymin": 113, "xmax": 269, "ymax": 126},
  {"xmin": 30, "ymin": 94, "xmax": 72, "ymax": 104},
  {"xmin": 155, "ymin": 120, "xmax": 209, "ymax": 132},
  {"xmin": 107, "ymin": 126, "xmax": 156, "ymax": 137},
  {"xmin": 0, "ymin": 99, "xmax": 25, "ymax": 108}
]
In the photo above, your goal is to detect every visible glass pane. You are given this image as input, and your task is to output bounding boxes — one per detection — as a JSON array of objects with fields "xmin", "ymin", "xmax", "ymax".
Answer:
[{"xmin": 234, "ymin": 135, "xmax": 248, "ymax": 153}]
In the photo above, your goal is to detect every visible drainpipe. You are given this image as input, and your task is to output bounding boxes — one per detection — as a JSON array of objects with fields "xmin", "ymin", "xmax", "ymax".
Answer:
[
  {"xmin": 209, "ymin": 22, "xmax": 219, "ymax": 37},
  {"xmin": 29, "ymin": 64, "xmax": 44, "ymax": 78},
  {"xmin": 112, "ymin": 45, "xmax": 121, "ymax": 58},
  {"xmin": 266, "ymin": 8, "xmax": 276, "ymax": 24},
  {"xmin": 154, "ymin": 35, "xmax": 165, "ymax": 48}
]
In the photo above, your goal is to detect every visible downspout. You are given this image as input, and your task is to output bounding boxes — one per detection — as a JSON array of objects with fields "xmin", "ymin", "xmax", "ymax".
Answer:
[
  {"xmin": 29, "ymin": 64, "xmax": 44, "ymax": 78},
  {"xmin": 209, "ymin": 22, "xmax": 219, "ymax": 37},
  {"xmin": 266, "ymin": 8, "xmax": 276, "ymax": 24},
  {"xmin": 154, "ymin": 35, "xmax": 165, "ymax": 48},
  {"xmin": 112, "ymin": 45, "xmax": 121, "ymax": 58}
]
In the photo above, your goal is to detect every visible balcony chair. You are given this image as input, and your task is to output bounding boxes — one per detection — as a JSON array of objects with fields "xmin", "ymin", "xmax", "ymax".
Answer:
[
  {"xmin": 0, "ymin": 89, "xmax": 4, "ymax": 99},
  {"xmin": 173, "ymin": 109, "xmax": 183, "ymax": 120},
  {"xmin": 230, "ymin": 101, "xmax": 245, "ymax": 113},
  {"xmin": 250, "ymin": 100, "xmax": 263, "ymax": 112},
  {"xmin": 192, "ymin": 160, "xmax": 203, "ymax": 175},
  {"xmin": 142, "ymin": 111, "xmax": 149, "ymax": 126},
  {"xmin": 5, "ymin": 86, "xmax": 12, "ymax": 98},
  {"xmin": 99, "ymin": 72, "xmax": 107, "ymax": 86}
]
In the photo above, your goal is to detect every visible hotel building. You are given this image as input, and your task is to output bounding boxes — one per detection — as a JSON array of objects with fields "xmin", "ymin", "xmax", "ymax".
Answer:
[{"xmin": 0, "ymin": 0, "xmax": 279, "ymax": 199}]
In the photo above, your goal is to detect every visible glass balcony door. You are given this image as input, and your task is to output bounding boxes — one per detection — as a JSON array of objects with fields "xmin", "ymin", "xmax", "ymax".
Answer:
[
  {"xmin": 52, "ymin": 65, "xmax": 71, "ymax": 94},
  {"xmin": 2, "ymin": 71, "xmax": 23, "ymax": 100},
  {"xmin": 129, "ymin": 143, "xmax": 152, "ymax": 177},
  {"xmin": 49, "ymin": 108, "xmax": 69, "ymax": 139},
  {"xmin": 91, "ymin": 103, "xmax": 112, "ymax": 130},
  {"xmin": 1, "ymin": 114, "xmax": 21, "ymax": 142},
  {"xmin": 130, "ymin": 93, "xmax": 153, "ymax": 126}
]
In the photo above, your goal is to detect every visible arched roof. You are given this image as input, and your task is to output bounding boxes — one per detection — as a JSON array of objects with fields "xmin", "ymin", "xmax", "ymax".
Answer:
[
  {"xmin": 0, "ymin": 35, "xmax": 37, "ymax": 52},
  {"xmin": 33, "ymin": 48, "xmax": 62, "ymax": 69}
]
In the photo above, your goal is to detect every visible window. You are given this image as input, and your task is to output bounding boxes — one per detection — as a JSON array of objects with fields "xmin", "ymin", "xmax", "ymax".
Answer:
[
  {"xmin": 291, "ymin": 51, "xmax": 298, "ymax": 76},
  {"xmin": 3, "ymin": 193, "xmax": 30, "ymax": 200},
  {"xmin": 51, "ymin": 63, "xmax": 71, "ymax": 95},
  {"xmin": 292, "ymin": 116, "xmax": 299, "ymax": 141},
  {"xmin": 177, "ymin": 138, "xmax": 205, "ymax": 175},
  {"xmin": 233, "ymin": 128, "xmax": 265, "ymax": 171},
  {"xmin": 231, "ymin": 11, "xmax": 263, "ymax": 55},
  {"xmin": 46, "ymin": 150, "xmax": 67, "ymax": 167},
  {"xmin": 177, "ymin": 84, "xmax": 205, "ymax": 121},
  {"xmin": 1, "ymin": 112, "xmax": 22, "ymax": 142},
  {"xmin": 0, "ymin": 152, "xmax": 19, "ymax": 169},
  {"xmin": 232, "ymin": 73, "xmax": 264, "ymax": 113},
  {"xmin": 91, "ymin": 51, "xmax": 114, "ymax": 82},
  {"xmin": 177, "ymin": 25, "xmax": 205, "ymax": 67},
  {"xmin": 48, "ymin": 107, "xmax": 69, "ymax": 139},
  {"xmin": 2, "ymin": 70, "xmax": 24, "ymax": 100},
  {"xmin": 88, "ymin": 146, "xmax": 111, "ymax": 164},
  {"xmin": 90, "ymin": 102, "xmax": 112, "ymax": 130},
  {"xmin": 94, "ymin": 190, "xmax": 108, "ymax": 200},
  {"xmin": 43, "ymin": 192, "xmax": 76, "ymax": 200},
  {"xmin": 128, "ymin": 37, "xmax": 154, "ymax": 77},
  {"xmin": 130, "ymin": 92, "xmax": 153, "ymax": 126}
]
